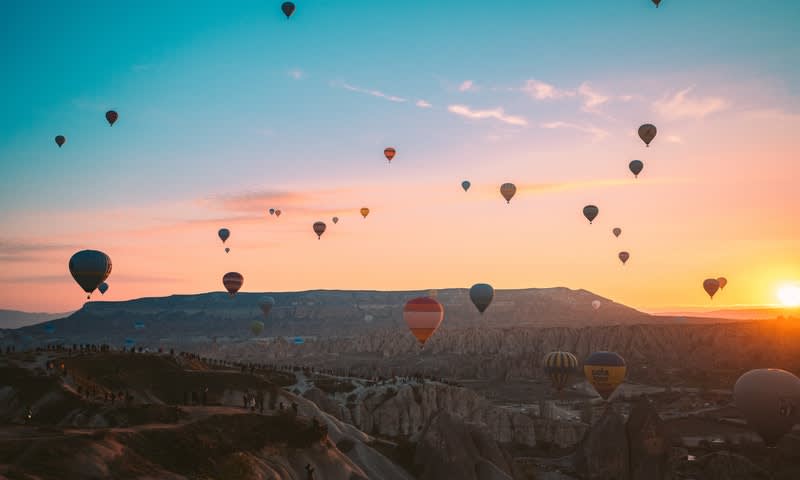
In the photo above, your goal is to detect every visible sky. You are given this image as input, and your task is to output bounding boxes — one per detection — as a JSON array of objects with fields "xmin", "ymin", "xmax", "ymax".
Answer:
[{"xmin": 1, "ymin": 0, "xmax": 799, "ymax": 313}]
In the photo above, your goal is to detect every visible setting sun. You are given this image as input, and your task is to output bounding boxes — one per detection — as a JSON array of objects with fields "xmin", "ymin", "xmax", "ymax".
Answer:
[{"xmin": 777, "ymin": 284, "xmax": 800, "ymax": 308}]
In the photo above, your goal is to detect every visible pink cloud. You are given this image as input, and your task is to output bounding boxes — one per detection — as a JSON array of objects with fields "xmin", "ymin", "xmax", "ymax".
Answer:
[
  {"xmin": 447, "ymin": 104, "xmax": 528, "ymax": 126},
  {"xmin": 521, "ymin": 79, "xmax": 575, "ymax": 100},
  {"xmin": 652, "ymin": 87, "xmax": 729, "ymax": 120}
]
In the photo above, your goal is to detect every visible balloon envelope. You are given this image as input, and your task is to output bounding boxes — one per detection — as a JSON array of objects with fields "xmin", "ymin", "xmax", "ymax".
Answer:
[
  {"xmin": 269, "ymin": 208, "xmax": 275, "ymax": 216},
  {"xmin": 629, "ymin": 160, "xmax": 644, "ymax": 178},
  {"xmin": 275, "ymin": 210, "xmax": 282, "ymax": 217},
  {"xmin": 717, "ymin": 277, "xmax": 728, "ymax": 290},
  {"xmin": 652, "ymin": 0, "xmax": 661, "ymax": 7},
  {"xmin": 612, "ymin": 227, "xmax": 622, "ymax": 238},
  {"xmin": 592, "ymin": 300, "xmax": 601, "ymax": 310},
  {"xmin": 384, "ymin": 147, "xmax": 396, "ymax": 162},
  {"xmin": 260, "ymin": 297, "xmax": 275, "ymax": 318},
  {"xmin": 469, "ymin": 283, "xmax": 494, "ymax": 314},
  {"xmin": 218, "ymin": 228, "xmax": 230, "ymax": 243},
  {"xmin": 105, "ymin": 110, "xmax": 118, "ymax": 126},
  {"xmin": 618, "ymin": 251, "xmax": 630, "ymax": 265},
  {"xmin": 583, "ymin": 205, "xmax": 599, "ymax": 224},
  {"xmin": 69, "ymin": 250, "xmax": 112, "ymax": 297},
  {"xmin": 543, "ymin": 351, "xmax": 579, "ymax": 392},
  {"xmin": 638, "ymin": 124, "xmax": 657, "ymax": 146},
  {"xmin": 250, "ymin": 321, "xmax": 264, "ymax": 336},
  {"xmin": 461, "ymin": 180, "xmax": 471, "ymax": 192},
  {"xmin": 332, "ymin": 216, "xmax": 339, "ymax": 224},
  {"xmin": 223, "ymin": 272, "xmax": 244, "ymax": 297},
  {"xmin": 703, "ymin": 278, "xmax": 720, "ymax": 299},
  {"xmin": 360, "ymin": 208, "xmax": 370, "ymax": 218},
  {"xmin": 281, "ymin": 1, "xmax": 295, "ymax": 18},
  {"xmin": 734, "ymin": 369, "xmax": 800, "ymax": 446},
  {"xmin": 313, "ymin": 221, "xmax": 326, "ymax": 239},
  {"xmin": 584, "ymin": 351, "xmax": 627, "ymax": 400},
  {"xmin": 403, "ymin": 297, "xmax": 444, "ymax": 346},
  {"xmin": 98, "ymin": 282, "xmax": 109, "ymax": 295},
  {"xmin": 500, "ymin": 183, "xmax": 516, "ymax": 203},
  {"xmin": 55, "ymin": 135, "xmax": 66, "ymax": 147}
]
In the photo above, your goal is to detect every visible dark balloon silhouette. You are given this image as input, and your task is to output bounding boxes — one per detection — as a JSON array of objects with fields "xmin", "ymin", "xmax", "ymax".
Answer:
[
  {"xmin": 652, "ymin": 0, "xmax": 661, "ymax": 7},
  {"xmin": 638, "ymin": 124, "xmax": 657, "ymax": 147},
  {"xmin": 629, "ymin": 160, "xmax": 644, "ymax": 178},
  {"xmin": 612, "ymin": 227, "xmax": 622, "ymax": 238},
  {"xmin": 313, "ymin": 221, "xmax": 326, "ymax": 239},
  {"xmin": 281, "ymin": 2, "xmax": 295, "ymax": 18},
  {"xmin": 734, "ymin": 369, "xmax": 800, "ymax": 446},
  {"xmin": 469, "ymin": 283, "xmax": 494, "ymax": 314},
  {"xmin": 55, "ymin": 135, "xmax": 66, "ymax": 147},
  {"xmin": 500, "ymin": 183, "xmax": 516, "ymax": 204},
  {"xmin": 543, "ymin": 351, "xmax": 578, "ymax": 392},
  {"xmin": 98, "ymin": 282, "xmax": 109, "ymax": 295},
  {"xmin": 583, "ymin": 205, "xmax": 599, "ymax": 224},
  {"xmin": 105, "ymin": 110, "xmax": 118, "ymax": 126},
  {"xmin": 717, "ymin": 277, "xmax": 728, "ymax": 290},
  {"xmin": 461, "ymin": 180, "xmax": 471, "ymax": 192},
  {"xmin": 618, "ymin": 251, "xmax": 630, "ymax": 265},
  {"xmin": 703, "ymin": 278, "xmax": 720, "ymax": 299},
  {"xmin": 69, "ymin": 250, "xmax": 112, "ymax": 299}
]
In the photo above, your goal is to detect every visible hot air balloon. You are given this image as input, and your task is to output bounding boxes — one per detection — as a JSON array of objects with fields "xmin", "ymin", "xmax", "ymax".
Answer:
[
  {"xmin": 105, "ymin": 110, "xmax": 118, "ymax": 126},
  {"xmin": 223, "ymin": 272, "xmax": 244, "ymax": 297},
  {"xmin": 384, "ymin": 147, "xmax": 396, "ymax": 163},
  {"xmin": 260, "ymin": 296, "xmax": 275, "ymax": 318},
  {"xmin": 69, "ymin": 250, "xmax": 112, "ymax": 298},
  {"xmin": 592, "ymin": 300, "xmax": 601, "ymax": 310},
  {"xmin": 652, "ymin": 0, "xmax": 661, "ymax": 7},
  {"xmin": 218, "ymin": 228, "xmax": 230, "ymax": 243},
  {"xmin": 703, "ymin": 278, "xmax": 720, "ymax": 299},
  {"xmin": 638, "ymin": 124, "xmax": 657, "ymax": 147},
  {"xmin": 250, "ymin": 320, "xmax": 265, "ymax": 336},
  {"xmin": 332, "ymin": 217, "xmax": 339, "ymax": 224},
  {"xmin": 584, "ymin": 351, "xmax": 627, "ymax": 400},
  {"xmin": 734, "ymin": 369, "xmax": 800, "ymax": 446},
  {"xmin": 717, "ymin": 277, "xmax": 728, "ymax": 290},
  {"xmin": 55, "ymin": 135, "xmax": 66, "ymax": 147},
  {"xmin": 275, "ymin": 210, "xmax": 282, "ymax": 217},
  {"xmin": 583, "ymin": 205, "xmax": 599, "ymax": 224},
  {"xmin": 500, "ymin": 183, "xmax": 516, "ymax": 204},
  {"xmin": 269, "ymin": 208, "xmax": 275, "ymax": 216},
  {"xmin": 543, "ymin": 351, "xmax": 579, "ymax": 392},
  {"xmin": 618, "ymin": 251, "xmax": 630, "ymax": 265},
  {"xmin": 98, "ymin": 282, "xmax": 109, "ymax": 295},
  {"xmin": 225, "ymin": 247, "xmax": 230, "ymax": 253},
  {"xmin": 461, "ymin": 180, "xmax": 471, "ymax": 192},
  {"xmin": 612, "ymin": 227, "xmax": 622, "ymax": 238},
  {"xmin": 403, "ymin": 297, "xmax": 444, "ymax": 346},
  {"xmin": 313, "ymin": 221, "xmax": 326, "ymax": 239},
  {"xmin": 629, "ymin": 160, "xmax": 644, "ymax": 178},
  {"xmin": 469, "ymin": 283, "xmax": 494, "ymax": 314},
  {"xmin": 360, "ymin": 208, "xmax": 370, "ymax": 218},
  {"xmin": 281, "ymin": 2, "xmax": 295, "ymax": 18}
]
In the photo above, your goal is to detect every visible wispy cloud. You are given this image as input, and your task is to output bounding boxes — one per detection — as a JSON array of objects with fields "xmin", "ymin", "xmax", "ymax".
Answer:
[
  {"xmin": 540, "ymin": 121, "xmax": 609, "ymax": 140},
  {"xmin": 652, "ymin": 87, "xmax": 729, "ymax": 120},
  {"xmin": 448, "ymin": 104, "xmax": 528, "ymax": 126},
  {"xmin": 458, "ymin": 80, "xmax": 477, "ymax": 92},
  {"xmin": 338, "ymin": 82, "xmax": 407, "ymax": 103},
  {"xmin": 415, "ymin": 100, "xmax": 432, "ymax": 108},
  {"xmin": 577, "ymin": 82, "xmax": 610, "ymax": 112},
  {"xmin": 666, "ymin": 135, "xmax": 684, "ymax": 144},
  {"xmin": 287, "ymin": 68, "xmax": 305, "ymax": 80},
  {"xmin": 0, "ymin": 240, "xmax": 79, "ymax": 255},
  {"xmin": 521, "ymin": 79, "xmax": 575, "ymax": 100}
]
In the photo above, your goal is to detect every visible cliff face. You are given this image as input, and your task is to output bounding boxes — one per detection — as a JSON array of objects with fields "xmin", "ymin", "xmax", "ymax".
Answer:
[{"xmin": 303, "ymin": 381, "xmax": 588, "ymax": 450}]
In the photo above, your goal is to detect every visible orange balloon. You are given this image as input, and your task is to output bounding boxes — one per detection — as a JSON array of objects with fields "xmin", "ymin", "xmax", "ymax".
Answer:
[
  {"xmin": 360, "ymin": 207, "xmax": 370, "ymax": 218},
  {"xmin": 403, "ymin": 297, "xmax": 444, "ymax": 346}
]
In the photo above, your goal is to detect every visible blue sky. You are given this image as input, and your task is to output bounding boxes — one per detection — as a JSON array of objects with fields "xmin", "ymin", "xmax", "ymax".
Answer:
[{"xmin": 1, "ymin": 1, "xmax": 799, "ymax": 312}]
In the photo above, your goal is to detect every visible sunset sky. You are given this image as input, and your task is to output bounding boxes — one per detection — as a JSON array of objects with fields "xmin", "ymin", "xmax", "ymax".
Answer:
[{"xmin": 1, "ymin": 1, "xmax": 798, "ymax": 313}]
